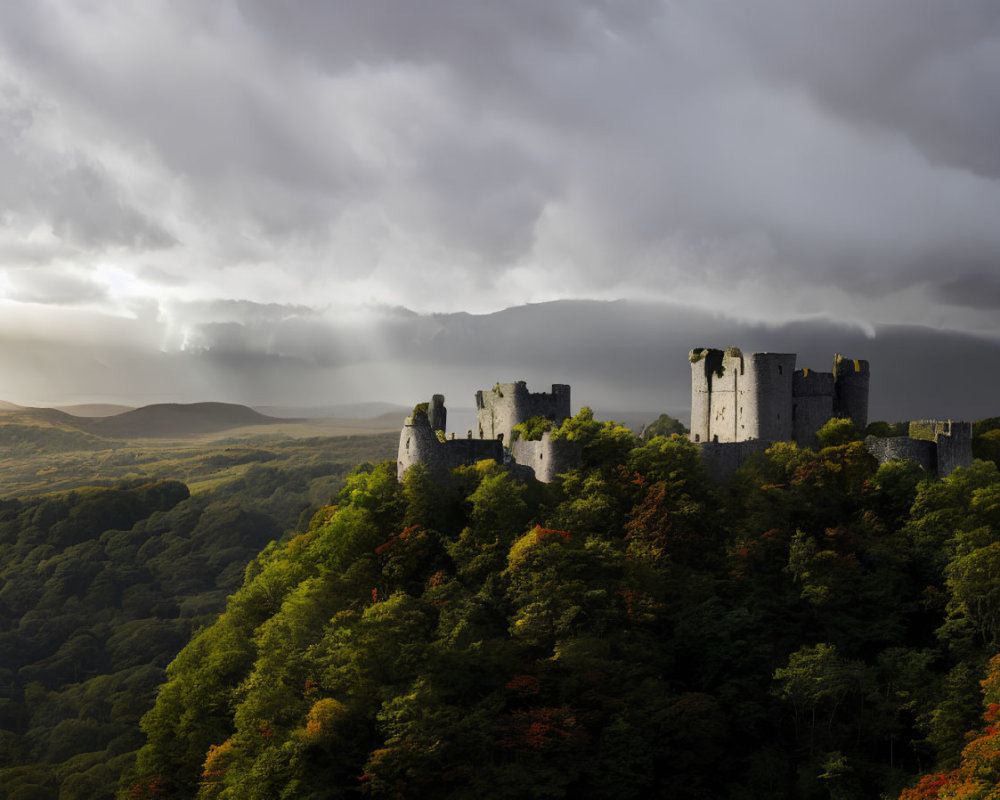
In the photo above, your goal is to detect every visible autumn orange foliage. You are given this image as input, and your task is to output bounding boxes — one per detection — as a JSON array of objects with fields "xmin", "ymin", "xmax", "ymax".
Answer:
[{"xmin": 900, "ymin": 655, "xmax": 1000, "ymax": 799}]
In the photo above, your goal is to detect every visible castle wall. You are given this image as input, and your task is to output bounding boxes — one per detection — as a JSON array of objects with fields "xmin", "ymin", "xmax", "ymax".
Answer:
[
  {"xmin": 689, "ymin": 348, "xmax": 719, "ymax": 443},
  {"xmin": 833, "ymin": 355, "xmax": 870, "ymax": 430},
  {"xmin": 690, "ymin": 348, "xmax": 744, "ymax": 443},
  {"xmin": 936, "ymin": 431, "xmax": 973, "ymax": 476},
  {"xmin": 697, "ymin": 440, "xmax": 770, "ymax": 483},
  {"xmin": 687, "ymin": 346, "xmax": 978, "ymax": 483},
  {"xmin": 909, "ymin": 420, "xmax": 973, "ymax": 477},
  {"xmin": 792, "ymin": 369, "xmax": 835, "ymax": 446},
  {"xmin": 397, "ymin": 411, "xmax": 503, "ymax": 480},
  {"xmin": 476, "ymin": 383, "xmax": 520, "ymax": 441},
  {"xmin": 510, "ymin": 434, "xmax": 583, "ymax": 483},
  {"xmin": 712, "ymin": 348, "xmax": 741, "ymax": 442},
  {"xmin": 476, "ymin": 382, "xmax": 570, "ymax": 442},
  {"xmin": 864, "ymin": 436, "xmax": 937, "ymax": 474}
]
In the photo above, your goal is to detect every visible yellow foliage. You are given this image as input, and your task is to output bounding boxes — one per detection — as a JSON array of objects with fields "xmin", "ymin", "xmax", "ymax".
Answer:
[
  {"xmin": 302, "ymin": 697, "xmax": 349, "ymax": 745},
  {"xmin": 506, "ymin": 526, "xmax": 570, "ymax": 570},
  {"xmin": 198, "ymin": 737, "xmax": 238, "ymax": 798}
]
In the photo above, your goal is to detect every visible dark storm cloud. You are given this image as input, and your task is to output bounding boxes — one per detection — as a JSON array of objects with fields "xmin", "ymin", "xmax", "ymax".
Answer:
[
  {"xmin": 936, "ymin": 275, "xmax": 1000, "ymax": 311},
  {"xmin": 44, "ymin": 160, "xmax": 175, "ymax": 250},
  {"xmin": 717, "ymin": 0, "xmax": 1000, "ymax": 178},
  {"xmin": 229, "ymin": 0, "xmax": 1000, "ymax": 302},
  {"xmin": 0, "ymin": 0, "xmax": 996, "ymax": 319},
  {"xmin": 7, "ymin": 299, "xmax": 999, "ymax": 423},
  {"xmin": 0, "ymin": 78, "xmax": 174, "ymax": 256},
  {"xmin": 388, "ymin": 301, "xmax": 1000, "ymax": 423}
]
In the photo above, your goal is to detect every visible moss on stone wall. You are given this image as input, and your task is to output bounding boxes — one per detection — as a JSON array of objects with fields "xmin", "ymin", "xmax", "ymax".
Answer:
[
  {"xmin": 512, "ymin": 415, "xmax": 554, "ymax": 442},
  {"xmin": 406, "ymin": 402, "xmax": 430, "ymax": 424},
  {"xmin": 908, "ymin": 421, "xmax": 937, "ymax": 442}
]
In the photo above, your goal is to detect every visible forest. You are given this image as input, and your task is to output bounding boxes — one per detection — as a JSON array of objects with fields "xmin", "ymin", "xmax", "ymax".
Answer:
[
  {"xmin": 103, "ymin": 410, "xmax": 1000, "ymax": 799},
  {"xmin": 0, "ymin": 433, "xmax": 397, "ymax": 800}
]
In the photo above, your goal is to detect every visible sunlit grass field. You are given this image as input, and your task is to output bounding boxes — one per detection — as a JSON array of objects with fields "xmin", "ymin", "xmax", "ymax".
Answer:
[{"xmin": 0, "ymin": 409, "xmax": 401, "ymax": 497}]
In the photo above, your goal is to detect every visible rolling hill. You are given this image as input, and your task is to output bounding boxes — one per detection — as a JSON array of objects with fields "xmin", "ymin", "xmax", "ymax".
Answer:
[
  {"xmin": 83, "ymin": 402, "xmax": 292, "ymax": 438},
  {"xmin": 54, "ymin": 403, "xmax": 136, "ymax": 417}
]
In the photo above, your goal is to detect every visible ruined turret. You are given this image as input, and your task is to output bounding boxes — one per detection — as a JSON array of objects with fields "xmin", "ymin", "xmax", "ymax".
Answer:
[
  {"xmin": 398, "ymin": 384, "xmax": 578, "ymax": 483},
  {"xmin": 833, "ymin": 354, "xmax": 870, "ymax": 431}
]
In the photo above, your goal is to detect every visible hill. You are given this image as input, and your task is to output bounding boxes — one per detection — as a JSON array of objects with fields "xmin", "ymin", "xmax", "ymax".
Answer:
[
  {"xmin": 123, "ymin": 411, "xmax": 1000, "ymax": 800},
  {"xmin": 0, "ymin": 405, "xmax": 123, "ymax": 454},
  {"xmin": 84, "ymin": 402, "xmax": 291, "ymax": 438},
  {"xmin": 54, "ymin": 403, "xmax": 135, "ymax": 417}
]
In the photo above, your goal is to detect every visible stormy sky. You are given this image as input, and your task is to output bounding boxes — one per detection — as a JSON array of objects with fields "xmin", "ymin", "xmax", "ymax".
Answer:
[{"xmin": 1, "ymin": 1, "xmax": 998, "ymax": 420}]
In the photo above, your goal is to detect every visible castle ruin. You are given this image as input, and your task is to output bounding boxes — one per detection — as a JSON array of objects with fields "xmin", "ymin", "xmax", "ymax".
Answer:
[
  {"xmin": 866, "ymin": 420, "xmax": 973, "ymax": 477},
  {"xmin": 689, "ymin": 347, "xmax": 869, "ymax": 448},
  {"xmin": 690, "ymin": 347, "xmax": 972, "ymax": 480},
  {"xmin": 397, "ymin": 382, "xmax": 580, "ymax": 483}
]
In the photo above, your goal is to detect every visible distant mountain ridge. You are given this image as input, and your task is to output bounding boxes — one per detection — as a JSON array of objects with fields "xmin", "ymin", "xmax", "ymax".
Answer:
[
  {"xmin": 85, "ymin": 402, "xmax": 290, "ymax": 438},
  {"xmin": 0, "ymin": 401, "xmax": 291, "ymax": 440},
  {"xmin": 54, "ymin": 403, "xmax": 135, "ymax": 417}
]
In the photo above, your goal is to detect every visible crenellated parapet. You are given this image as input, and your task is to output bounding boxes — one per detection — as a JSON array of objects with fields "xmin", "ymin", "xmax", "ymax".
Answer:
[
  {"xmin": 396, "ymin": 408, "xmax": 502, "ymax": 481},
  {"xmin": 398, "ymin": 383, "xmax": 577, "ymax": 483},
  {"xmin": 691, "ymin": 346, "xmax": 871, "ymax": 479},
  {"xmin": 475, "ymin": 382, "xmax": 571, "ymax": 442}
]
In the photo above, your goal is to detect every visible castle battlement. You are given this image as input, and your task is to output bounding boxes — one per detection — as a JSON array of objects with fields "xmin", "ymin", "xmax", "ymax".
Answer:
[
  {"xmin": 689, "ymin": 348, "xmax": 869, "ymax": 449},
  {"xmin": 691, "ymin": 346, "xmax": 869, "ymax": 478},
  {"xmin": 475, "ymin": 381, "xmax": 571, "ymax": 442},
  {"xmin": 398, "ymin": 382, "xmax": 577, "ymax": 483},
  {"xmin": 690, "ymin": 347, "xmax": 972, "ymax": 480}
]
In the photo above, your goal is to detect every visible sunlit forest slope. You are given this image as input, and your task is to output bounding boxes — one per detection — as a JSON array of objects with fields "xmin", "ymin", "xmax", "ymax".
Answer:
[
  {"xmin": 119, "ymin": 411, "xmax": 1000, "ymax": 799},
  {"xmin": 0, "ymin": 432, "xmax": 397, "ymax": 800}
]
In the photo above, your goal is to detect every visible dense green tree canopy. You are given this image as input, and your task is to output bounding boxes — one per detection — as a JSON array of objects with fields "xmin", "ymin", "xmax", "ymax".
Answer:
[{"xmin": 116, "ymin": 410, "xmax": 1000, "ymax": 799}]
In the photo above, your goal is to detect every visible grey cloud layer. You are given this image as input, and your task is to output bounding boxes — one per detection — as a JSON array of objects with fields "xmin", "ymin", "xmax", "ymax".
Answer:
[
  {"xmin": 3, "ymin": 299, "xmax": 998, "ymax": 424},
  {"xmin": 0, "ymin": 0, "xmax": 998, "ymax": 380}
]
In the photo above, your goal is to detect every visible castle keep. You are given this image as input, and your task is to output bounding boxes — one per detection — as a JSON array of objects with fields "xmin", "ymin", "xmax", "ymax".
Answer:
[
  {"xmin": 476, "ymin": 382, "xmax": 571, "ymax": 441},
  {"xmin": 690, "ymin": 347, "xmax": 972, "ymax": 479},
  {"xmin": 689, "ymin": 348, "xmax": 869, "ymax": 448},
  {"xmin": 397, "ymin": 382, "xmax": 580, "ymax": 483}
]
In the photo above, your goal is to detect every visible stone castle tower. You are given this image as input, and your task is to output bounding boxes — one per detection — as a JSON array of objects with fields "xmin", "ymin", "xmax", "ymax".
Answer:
[
  {"xmin": 689, "ymin": 347, "xmax": 870, "ymax": 447},
  {"xmin": 476, "ymin": 382, "xmax": 571, "ymax": 441},
  {"xmin": 397, "ymin": 381, "xmax": 578, "ymax": 483}
]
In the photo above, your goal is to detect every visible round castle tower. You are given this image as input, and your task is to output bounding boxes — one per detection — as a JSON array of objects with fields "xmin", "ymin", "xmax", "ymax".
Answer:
[
  {"xmin": 396, "ymin": 409, "xmax": 440, "ymax": 481},
  {"xmin": 689, "ymin": 348, "xmax": 794, "ymax": 443},
  {"xmin": 833, "ymin": 354, "xmax": 870, "ymax": 430}
]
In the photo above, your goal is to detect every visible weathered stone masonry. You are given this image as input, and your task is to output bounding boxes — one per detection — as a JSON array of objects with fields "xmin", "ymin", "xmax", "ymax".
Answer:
[
  {"xmin": 476, "ymin": 382, "xmax": 571, "ymax": 441},
  {"xmin": 865, "ymin": 420, "xmax": 973, "ymax": 477},
  {"xmin": 397, "ymin": 382, "xmax": 580, "ymax": 483},
  {"xmin": 689, "ymin": 347, "xmax": 970, "ymax": 481},
  {"xmin": 689, "ymin": 347, "xmax": 869, "ymax": 449}
]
